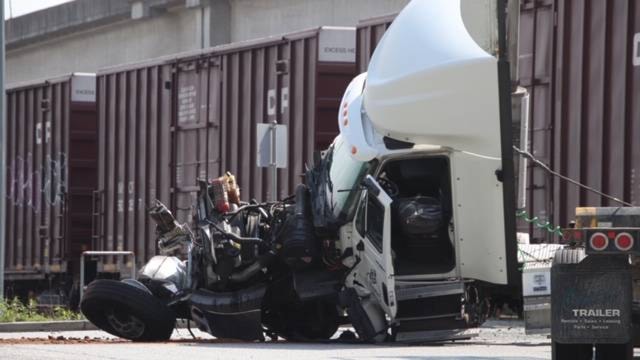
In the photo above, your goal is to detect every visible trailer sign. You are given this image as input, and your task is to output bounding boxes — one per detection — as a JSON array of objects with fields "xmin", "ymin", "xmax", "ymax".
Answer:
[
  {"xmin": 571, "ymin": 309, "xmax": 621, "ymax": 317},
  {"xmin": 560, "ymin": 308, "xmax": 622, "ymax": 332}
]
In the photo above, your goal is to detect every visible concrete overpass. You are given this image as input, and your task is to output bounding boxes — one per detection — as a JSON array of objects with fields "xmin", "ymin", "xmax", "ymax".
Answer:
[
  {"xmin": 6, "ymin": 0, "xmax": 498, "ymax": 85},
  {"xmin": 5, "ymin": 0, "xmax": 412, "ymax": 84}
]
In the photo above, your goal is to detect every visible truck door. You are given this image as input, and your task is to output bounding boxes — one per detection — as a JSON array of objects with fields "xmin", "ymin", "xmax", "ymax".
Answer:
[{"xmin": 352, "ymin": 175, "xmax": 397, "ymax": 319}]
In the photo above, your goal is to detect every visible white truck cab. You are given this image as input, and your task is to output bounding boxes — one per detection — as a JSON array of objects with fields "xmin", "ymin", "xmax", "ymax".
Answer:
[{"xmin": 307, "ymin": 0, "xmax": 518, "ymax": 342}]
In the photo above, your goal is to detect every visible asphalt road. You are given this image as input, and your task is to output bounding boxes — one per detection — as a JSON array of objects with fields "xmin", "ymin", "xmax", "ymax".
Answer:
[{"xmin": 0, "ymin": 320, "xmax": 577, "ymax": 360}]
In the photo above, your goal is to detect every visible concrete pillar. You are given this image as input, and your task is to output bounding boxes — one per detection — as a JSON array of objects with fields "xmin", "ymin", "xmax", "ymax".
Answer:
[{"xmin": 207, "ymin": 0, "xmax": 231, "ymax": 47}]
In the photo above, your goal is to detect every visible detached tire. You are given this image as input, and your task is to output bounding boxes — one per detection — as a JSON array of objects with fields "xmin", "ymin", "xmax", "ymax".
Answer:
[{"xmin": 81, "ymin": 279, "xmax": 176, "ymax": 341}]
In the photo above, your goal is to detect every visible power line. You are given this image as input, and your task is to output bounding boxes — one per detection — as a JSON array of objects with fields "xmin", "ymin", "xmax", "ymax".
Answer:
[{"xmin": 513, "ymin": 145, "xmax": 634, "ymax": 207}]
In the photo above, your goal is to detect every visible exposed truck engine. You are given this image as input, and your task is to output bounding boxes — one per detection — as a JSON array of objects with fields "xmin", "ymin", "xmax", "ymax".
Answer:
[{"xmin": 80, "ymin": 0, "xmax": 518, "ymax": 343}]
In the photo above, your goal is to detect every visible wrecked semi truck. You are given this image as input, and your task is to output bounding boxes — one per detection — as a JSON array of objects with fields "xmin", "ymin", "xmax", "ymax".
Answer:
[{"xmin": 80, "ymin": 0, "xmax": 518, "ymax": 342}]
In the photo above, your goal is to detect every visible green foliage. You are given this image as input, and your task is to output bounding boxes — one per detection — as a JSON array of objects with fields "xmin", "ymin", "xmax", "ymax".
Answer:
[{"xmin": 0, "ymin": 297, "xmax": 83, "ymax": 323}]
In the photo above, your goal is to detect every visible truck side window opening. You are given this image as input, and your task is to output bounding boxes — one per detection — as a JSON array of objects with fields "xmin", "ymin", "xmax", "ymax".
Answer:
[
  {"xmin": 365, "ymin": 194, "xmax": 385, "ymax": 253},
  {"xmin": 379, "ymin": 156, "xmax": 455, "ymax": 275}
]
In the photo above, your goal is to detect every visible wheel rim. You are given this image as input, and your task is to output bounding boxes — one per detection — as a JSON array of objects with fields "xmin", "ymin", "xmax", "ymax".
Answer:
[{"xmin": 105, "ymin": 307, "xmax": 146, "ymax": 339}]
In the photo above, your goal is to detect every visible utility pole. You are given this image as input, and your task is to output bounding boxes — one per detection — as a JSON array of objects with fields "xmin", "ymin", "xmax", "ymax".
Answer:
[{"xmin": 0, "ymin": 0, "xmax": 6, "ymax": 300}]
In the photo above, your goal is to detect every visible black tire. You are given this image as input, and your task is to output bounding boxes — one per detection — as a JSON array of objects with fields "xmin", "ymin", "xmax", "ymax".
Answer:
[
  {"xmin": 81, "ymin": 279, "xmax": 176, "ymax": 341},
  {"xmin": 595, "ymin": 342, "xmax": 633, "ymax": 360},
  {"xmin": 552, "ymin": 342, "xmax": 593, "ymax": 360}
]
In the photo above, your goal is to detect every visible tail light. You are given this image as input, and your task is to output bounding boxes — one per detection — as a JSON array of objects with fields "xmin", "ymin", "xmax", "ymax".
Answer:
[
  {"xmin": 589, "ymin": 232, "xmax": 609, "ymax": 251},
  {"xmin": 615, "ymin": 232, "xmax": 634, "ymax": 251}
]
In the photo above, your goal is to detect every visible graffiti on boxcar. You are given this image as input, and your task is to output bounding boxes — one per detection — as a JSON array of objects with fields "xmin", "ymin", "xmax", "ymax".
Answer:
[{"xmin": 7, "ymin": 152, "xmax": 67, "ymax": 212}]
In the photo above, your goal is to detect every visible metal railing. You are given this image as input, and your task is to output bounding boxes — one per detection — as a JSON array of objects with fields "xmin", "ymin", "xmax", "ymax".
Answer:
[{"xmin": 80, "ymin": 251, "xmax": 136, "ymax": 300}]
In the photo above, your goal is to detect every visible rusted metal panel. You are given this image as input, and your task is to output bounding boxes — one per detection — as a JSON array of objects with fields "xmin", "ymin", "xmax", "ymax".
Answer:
[
  {"xmin": 356, "ymin": 14, "xmax": 396, "ymax": 73},
  {"xmin": 5, "ymin": 74, "xmax": 97, "ymax": 279},
  {"xmin": 96, "ymin": 28, "xmax": 356, "ymax": 268},
  {"xmin": 173, "ymin": 56, "xmax": 222, "ymax": 224},
  {"xmin": 518, "ymin": 0, "xmax": 555, "ymax": 240},
  {"xmin": 96, "ymin": 63, "xmax": 174, "ymax": 271},
  {"xmin": 518, "ymin": 0, "xmax": 640, "ymax": 241},
  {"xmin": 316, "ymin": 62, "xmax": 359, "ymax": 150}
]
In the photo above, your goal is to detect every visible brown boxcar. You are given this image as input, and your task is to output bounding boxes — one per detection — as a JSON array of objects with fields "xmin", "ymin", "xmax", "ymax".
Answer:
[
  {"xmin": 95, "ymin": 27, "xmax": 357, "ymax": 270},
  {"xmin": 94, "ymin": 59, "xmax": 174, "ymax": 272},
  {"xmin": 518, "ymin": 0, "xmax": 640, "ymax": 241},
  {"xmin": 4, "ymin": 74, "xmax": 98, "ymax": 280},
  {"xmin": 356, "ymin": 13, "xmax": 396, "ymax": 73}
]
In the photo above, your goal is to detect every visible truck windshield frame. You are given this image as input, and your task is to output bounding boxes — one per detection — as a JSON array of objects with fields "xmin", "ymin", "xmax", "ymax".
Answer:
[{"xmin": 327, "ymin": 137, "xmax": 375, "ymax": 222}]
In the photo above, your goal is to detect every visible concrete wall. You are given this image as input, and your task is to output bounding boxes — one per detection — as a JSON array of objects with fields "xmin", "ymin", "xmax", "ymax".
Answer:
[
  {"xmin": 229, "ymin": 0, "xmax": 409, "ymax": 43},
  {"xmin": 6, "ymin": 0, "xmax": 497, "ymax": 85},
  {"xmin": 7, "ymin": 6, "xmax": 202, "ymax": 84}
]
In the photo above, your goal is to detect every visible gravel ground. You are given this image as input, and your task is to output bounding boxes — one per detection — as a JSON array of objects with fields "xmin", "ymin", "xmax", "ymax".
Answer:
[{"xmin": 0, "ymin": 320, "xmax": 562, "ymax": 360}]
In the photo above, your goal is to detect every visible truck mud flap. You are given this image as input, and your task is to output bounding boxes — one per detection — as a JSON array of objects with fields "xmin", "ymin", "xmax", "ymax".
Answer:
[{"xmin": 551, "ymin": 252, "xmax": 631, "ymax": 344}]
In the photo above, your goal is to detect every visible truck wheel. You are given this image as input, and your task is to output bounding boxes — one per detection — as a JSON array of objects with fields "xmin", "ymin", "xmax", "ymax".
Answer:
[
  {"xmin": 553, "ymin": 248, "xmax": 586, "ymax": 265},
  {"xmin": 552, "ymin": 342, "xmax": 592, "ymax": 360},
  {"xmin": 595, "ymin": 343, "xmax": 633, "ymax": 360},
  {"xmin": 81, "ymin": 279, "xmax": 176, "ymax": 341},
  {"xmin": 266, "ymin": 300, "xmax": 339, "ymax": 341}
]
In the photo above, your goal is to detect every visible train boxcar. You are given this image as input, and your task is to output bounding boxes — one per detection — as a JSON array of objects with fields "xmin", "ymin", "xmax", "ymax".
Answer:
[
  {"xmin": 518, "ymin": 0, "xmax": 640, "ymax": 241},
  {"xmin": 94, "ymin": 27, "xmax": 357, "ymax": 271},
  {"xmin": 4, "ymin": 74, "xmax": 97, "ymax": 299}
]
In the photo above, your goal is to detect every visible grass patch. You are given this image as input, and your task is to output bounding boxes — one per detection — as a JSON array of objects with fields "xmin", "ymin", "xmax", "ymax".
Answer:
[{"xmin": 0, "ymin": 298, "xmax": 84, "ymax": 323}]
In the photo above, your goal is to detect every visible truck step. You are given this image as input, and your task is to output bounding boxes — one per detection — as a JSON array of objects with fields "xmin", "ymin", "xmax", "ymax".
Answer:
[
  {"xmin": 395, "ymin": 280, "xmax": 464, "ymax": 301},
  {"xmin": 394, "ymin": 328, "xmax": 478, "ymax": 343},
  {"xmin": 396, "ymin": 312, "xmax": 461, "ymax": 322}
]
